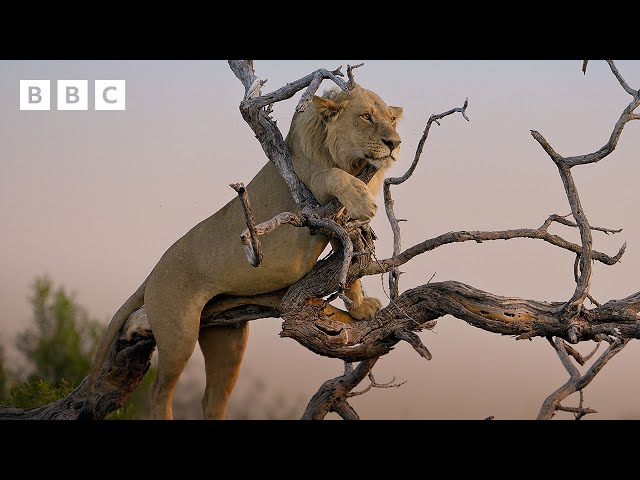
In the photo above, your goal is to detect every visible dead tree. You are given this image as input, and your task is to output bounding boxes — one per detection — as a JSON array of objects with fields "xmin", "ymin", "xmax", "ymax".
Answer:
[{"xmin": 1, "ymin": 60, "xmax": 638, "ymax": 420}]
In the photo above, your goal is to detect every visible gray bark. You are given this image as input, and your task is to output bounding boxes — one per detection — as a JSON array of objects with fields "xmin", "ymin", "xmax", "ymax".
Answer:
[{"xmin": 2, "ymin": 60, "xmax": 637, "ymax": 420}]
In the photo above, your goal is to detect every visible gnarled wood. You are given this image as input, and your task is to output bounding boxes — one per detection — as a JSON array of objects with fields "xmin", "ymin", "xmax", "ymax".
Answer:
[{"xmin": 2, "ymin": 60, "xmax": 637, "ymax": 420}]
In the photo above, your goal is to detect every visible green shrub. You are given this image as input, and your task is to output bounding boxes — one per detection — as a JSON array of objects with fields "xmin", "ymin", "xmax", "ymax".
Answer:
[{"xmin": 7, "ymin": 378, "xmax": 75, "ymax": 408}]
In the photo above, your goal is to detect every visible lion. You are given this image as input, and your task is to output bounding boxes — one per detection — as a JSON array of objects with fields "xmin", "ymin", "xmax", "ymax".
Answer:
[{"xmin": 81, "ymin": 84, "xmax": 403, "ymax": 420}]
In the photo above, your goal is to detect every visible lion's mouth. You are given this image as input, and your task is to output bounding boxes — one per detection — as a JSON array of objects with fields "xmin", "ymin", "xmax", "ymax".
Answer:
[{"xmin": 365, "ymin": 153, "xmax": 397, "ymax": 166}]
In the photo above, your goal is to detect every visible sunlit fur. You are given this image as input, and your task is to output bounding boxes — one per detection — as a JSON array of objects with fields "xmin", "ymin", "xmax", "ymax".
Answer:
[
  {"xmin": 289, "ymin": 85, "xmax": 403, "ymax": 204},
  {"xmin": 83, "ymin": 84, "xmax": 403, "ymax": 420}
]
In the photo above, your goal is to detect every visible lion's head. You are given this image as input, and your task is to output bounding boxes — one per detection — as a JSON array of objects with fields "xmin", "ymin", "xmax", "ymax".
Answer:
[{"xmin": 289, "ymin": 85, "xmax": 403, "ymax": 175}]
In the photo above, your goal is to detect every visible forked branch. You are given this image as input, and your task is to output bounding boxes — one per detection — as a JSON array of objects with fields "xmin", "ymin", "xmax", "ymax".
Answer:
[
  {"xmin": 531, "ymin": 60, "xmax": 639, "ymax": 320},
  {"xmin": 229, "ymin": 60, "xmax": 638, "ymax": 419},
  {"xmin": 4, "ymin": 60, "xmax": 637, "ymax": 421},
  {"xmin": 537, "ymin": 337, "xmax": 628, "ymax": 419}
]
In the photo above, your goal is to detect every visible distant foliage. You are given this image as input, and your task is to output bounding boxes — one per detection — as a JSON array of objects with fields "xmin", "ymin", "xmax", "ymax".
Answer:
[
  {"xmin": 16, "ymin": 276, "xmax": 102, "ymax": 385},
  {"xmin": 1, "ymin": 275, "xmax": 302, "ymax": 419},
  {"xmin": 0, "ymin": 345, "xmax": 7, "ymax": 401},
  {"xmin": 7, "ymin": 378, "xmax": 75, "ymax": 408},
  {"xmin": 1, "ymin": 275, "xmax": 154, "ymax": 419}
]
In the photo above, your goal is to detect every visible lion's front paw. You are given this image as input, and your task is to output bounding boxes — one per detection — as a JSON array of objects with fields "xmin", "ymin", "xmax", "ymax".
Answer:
[
  {"xmin": 348, "ymin": 296, "xmax": 383, "ymax": 320},
  {"xmin": 339, "ymin": 178, "xmax": 377, "ymax": 221}
]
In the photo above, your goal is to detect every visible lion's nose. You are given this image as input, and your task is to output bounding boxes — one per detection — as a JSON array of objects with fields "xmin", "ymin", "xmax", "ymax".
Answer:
[{"xmin": 382, "ymin": 138, "xmax": 401, "ymax": 151}]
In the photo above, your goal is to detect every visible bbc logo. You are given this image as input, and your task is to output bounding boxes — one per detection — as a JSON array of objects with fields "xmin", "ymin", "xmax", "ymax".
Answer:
[{"xmin": 20, "ymin": 80, "xmax": 126, "ymax": 111}]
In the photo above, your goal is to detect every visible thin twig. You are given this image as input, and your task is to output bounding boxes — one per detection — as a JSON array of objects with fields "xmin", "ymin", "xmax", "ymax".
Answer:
[
  {"xmin": 348, "ymin": 374, "xmax": 406, "ymax": 398},
  {"xmin": 302, "ymin": 358, "xmax": 378, "ymax": 420},
  {"xmin": 347, "ymin": 63, "xmax": 364, "ymax": 90},
  {"xmin": 563, "ymin": 341, "xmax": 601, "ymax": 366},
  {"xmin": 383, "ymin": 99, "xmax": 470, "ymax": 299},
  {"xmin": 540, "ymin": 213, "xmax": 622, "ymax": 235},
  {"xmin": 556, "ymin": 405, "xmax": 597, "ymax": 416},
  {"xmin": 606, "ymin": 60, "xmax": 638, "ymax": 98}
]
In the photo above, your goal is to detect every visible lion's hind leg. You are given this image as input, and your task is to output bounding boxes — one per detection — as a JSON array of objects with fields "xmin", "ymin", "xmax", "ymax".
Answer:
[
  {"xmin": 146, "ymin": 286, "xmax": 207, "ymax": 420},
  {"xmin": 198, "ymin": 323, "xmax": 249, "ymax": 420}
]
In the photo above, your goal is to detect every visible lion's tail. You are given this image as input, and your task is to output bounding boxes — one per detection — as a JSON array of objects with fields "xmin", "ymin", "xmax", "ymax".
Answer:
[{"xmin": 77, "ymin": 278, "xmax": 148, "ymax": 420}]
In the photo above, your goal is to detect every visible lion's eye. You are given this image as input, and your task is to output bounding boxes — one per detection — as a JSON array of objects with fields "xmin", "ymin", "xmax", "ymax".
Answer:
[
  {"xmin": 361, "ymin": 113, "xmax": 372, "ymax": 122},
  {"xmin": 391, "ymin": 116, "xmax": 397, "ymax": 122}
]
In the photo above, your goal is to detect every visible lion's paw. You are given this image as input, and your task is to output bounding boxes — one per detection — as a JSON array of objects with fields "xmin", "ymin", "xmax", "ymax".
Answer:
[
  {"xmin": 348, "ymin": 296, "xmax": 383, "ymax": 320},
  {"xmin": 339, "ymin": 177, "xmax": 377, "ymax": 221}
]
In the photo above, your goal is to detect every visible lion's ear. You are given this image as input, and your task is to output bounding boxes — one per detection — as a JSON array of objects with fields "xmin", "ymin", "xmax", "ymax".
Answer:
[
  {"xmin": 389, "ymin": 106, "xmax": 403, "ymax": 120},
  {"xmin": 312, "ymin": 95, "xmax": 345, "ymax": 120}
]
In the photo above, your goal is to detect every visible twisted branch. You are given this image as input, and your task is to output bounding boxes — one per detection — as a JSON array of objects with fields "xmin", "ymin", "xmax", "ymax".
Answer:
[
  {"xmin": 364, "ymin": 221, "xmax": 625, "ymax": 276},
  {"xmin": 530, "ymin": 60, "xmax": 639, "ymax": 325},
  {"xmin": 384, "ymin": 99, "xmax": 469, "ymax": 298},
  {"xmin": 537, "ymin": 337, "xmax": 628, "ymax": 419},
  {"xmin": 4, "ymin": 60, "xmax": 638, "ymax": 421}
]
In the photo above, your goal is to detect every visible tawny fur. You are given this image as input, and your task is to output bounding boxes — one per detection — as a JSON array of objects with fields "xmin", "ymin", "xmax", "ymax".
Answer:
[{"xmin": 83, "ymin": 85, "xmax": 402, "ymax": 420}]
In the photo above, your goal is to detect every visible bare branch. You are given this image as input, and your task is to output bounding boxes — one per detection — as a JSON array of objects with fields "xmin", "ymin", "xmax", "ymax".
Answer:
[
  {"xmin": 332, "ymin": 399, "xmax": 359, "ymax": 420},
  {"xmin": 348, "ymin": 374, "xmax": 405, "ymax": 398},
  {"xmin": 562, "ymin": 341, "xmax": 601, "ymax": 366},
  {"xmin": 296, "ymin": 66, "xmax": 347, "ymax": 113},
  {"xmin": 578, "ymin": 339, "xmax": 629, "ymax": 385},
  {"xmin": 240, "ymin": 212, "xmax": 304, "ymax": 244},
  {"xmin": 529, "ymin": 62, "xmax": 638, "ymax": 320},
  {"xmin": 365, "ymin": 224, "xmax": 625, "ymax": 276},
  {"xmin": 228, "ymin": 60, "xmax": 259, "ymax": 97},
  {"xmin": 586, "ymin": 295, "xmax": 601, "ymax": 307},
  {"xmin": 394, "ymin": 330, "xmax": 432, "ymax": 360},
  {"xmin": 556, "ymin": 166, "xmax": 593, "ymax": 316},
  {"xmin": 347, "ymin": 63, "xmax": 364, "ymax": 90},
  {"xmin": 281, "ymin": 277, "xmax": 640, "ymax": 364},
  {"xmin": 229, "ymin": 60, "xmax": 352, "ymax": 212},
  {"xmin": 541, "ymin": 213, "xmax": 622, "ymax": 235},
  {"xmin": 302, "ymin": 358, "xmax": 377, "ymax": 420},
  {"xmin": 384, "ymin": 99, "xmax": 470, "ymax": 298},
  {"xmin": 606, "ymin": 60, "xmax": 638, "ymax": 98},
  {"xmin": 563, "ymin": 97, "xmax": 640, "ymax": 167},
  {"xmin": 556, "ymin": 405, "xmax": 597, "ymax": 416},
  {"xmin": 237, "ymin": 65, "xmax": 348, "ymax": 110},
  {"xmin": 530, "ymin": 130, "xmax": 563, "ymax": 163},
  {"xmin": 386, "ymin": 99, "xmax": 470, "ymax": 190},
  {"xmin": 4, "ymin": 278, "xmax": 639, "ymax": 420},
  {"xmin": 533, "ymin": 61, "xmax": 640, "ymax": 169},
  {"xmin": 553, "ymin": 337, "xmax": 580, "ymax": 378},
  {"xmin": 230, "ymin": 183, "xmax": 263, "ymax": 267},
  {"xmin": 323, "ymin": 98, "xmax": 472, "ymax": 411},
  {"xmin": 7, "ymin": 60, "xmax": 639, "ymax": 421},
  {"xmin": 537, "ymin": 337, "xmax": 628, "ymax": 419}
]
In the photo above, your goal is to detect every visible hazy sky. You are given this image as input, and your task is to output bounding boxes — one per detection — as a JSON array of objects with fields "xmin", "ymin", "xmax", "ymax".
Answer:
[{"xmin": 1, "ymin": 60, "xmax": 639, "ymax": 419}]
